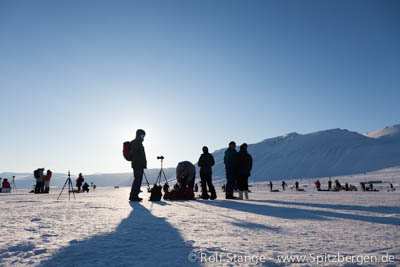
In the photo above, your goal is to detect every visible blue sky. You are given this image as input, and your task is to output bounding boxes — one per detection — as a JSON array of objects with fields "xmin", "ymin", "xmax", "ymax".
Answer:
[{"xmin": 1, "ymin": 0, "xmax": 399, "ymax": 173}]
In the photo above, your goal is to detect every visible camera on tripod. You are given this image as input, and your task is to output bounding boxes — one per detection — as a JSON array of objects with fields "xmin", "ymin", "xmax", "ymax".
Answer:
[{"xmin": 157, "ymin": 156, "xmax": 164, "ymax": 160}]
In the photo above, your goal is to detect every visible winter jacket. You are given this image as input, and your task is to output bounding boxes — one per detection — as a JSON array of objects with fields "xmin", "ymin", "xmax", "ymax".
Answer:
[
  {"xmin": 2, "ymin": 179, "xmax": 11, "ymax": 188},
  {"xmin": 76, "ymin": 176, "xmax": 84, "ymax": 187},
  {"xmin": 224, "ymin": 148, "xmax": 237, "ymax": 170},
  {"xmin": 198, "ymin": 153, "xmax": 215, "ymax": 174},
  {"xmin": 233, "ymin": 149, "xmax": 253, "ymax": 177},
  {"xmin": 45, "ymin": 171, "xmax": 52, "ymax": 182},
  {"xmin": 130, "ymin": 138, "xmax": 147, "ymax": 169},
  {"xmin": 176, "ymin": 161, "xmax": 196, "ymax": 188}
]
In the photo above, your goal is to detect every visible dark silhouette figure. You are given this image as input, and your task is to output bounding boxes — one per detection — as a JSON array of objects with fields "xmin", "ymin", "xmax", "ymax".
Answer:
[
  {"xmin": 282, "ymin": 181, "xmax": 287, "ymax": 191},
  {"xmin": 315, "ymin": 180, "xmax": 321, "ymax": 191},
  {"xmin": 233, "ymin": 143, "xmax": 253, "ymax": 200},
  {"xmin": 35, "ymin": 168, "xmax": 45, "ymax": 194},
  {"xmin": 198, "ymin": 146, "xmax": 217, "ymax": 200},
  {"xmin": 335, "ymin": 179, "xmax": 341, "ymax": 191},
  {"xmin": 176, "ymin": 161, "xmax": 196, "ymax": 190},
  {"xmin": 295, "ymin": 181, "xmax": 299, "ymax": 191},
  {"xmin": 194, "ymin": 183, "xmax": 198, "ymax": 192},
  {"xmin": 82, "ymin": 182, "xmax": 90, "ymax": 193},
  {"xmin": 328, "ymin": 180, "xmax": 332, "ymax": 191},
  {"xmin": 76, "ymin": 173, "xmax": 84, "ymax": 193},
  {"xmin": 269, "ymin": 181, "xmax": 273, "ymax": 191},
  {"xmin": 129, "ymin": 129, "xmax": 147, "ymax": 202},
  {"xmin": 224, "ymin": 141, "xmax": 238, "ymax": 199}
]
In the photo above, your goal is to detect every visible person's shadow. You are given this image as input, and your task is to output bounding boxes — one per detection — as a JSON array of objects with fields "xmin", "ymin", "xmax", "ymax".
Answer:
[{"xmin": 40, "ymin": 202, "xmax": 200, "ymax": 267}]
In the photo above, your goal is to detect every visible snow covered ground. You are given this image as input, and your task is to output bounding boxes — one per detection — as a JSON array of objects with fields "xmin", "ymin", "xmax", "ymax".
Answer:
[{"xmin": 1, "ymin": 167, "xmax": 399, "ymax": 266}]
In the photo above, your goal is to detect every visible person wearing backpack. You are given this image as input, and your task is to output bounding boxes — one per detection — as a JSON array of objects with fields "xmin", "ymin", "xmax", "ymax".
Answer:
[
  {"xmin": 198, "ymin": 146, "xmax": 217, "ymax": 200},
  {"xmin": 34, "ymin": 168, "xmax": 45, "ymax": 194},
  {"xmin": 129, "ymin": 129, "xmax": 147, "ymax": 202}
]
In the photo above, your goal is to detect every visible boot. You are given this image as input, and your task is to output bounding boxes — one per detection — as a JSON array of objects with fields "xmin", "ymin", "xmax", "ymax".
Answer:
[
  {"xmin": 238, "ymin": 191, "xmax": 243, "ymax": 200},
  {"xmin": 225, "ymin": 193, "xmax": 237, "ymax": 199},
  {"xmin": 244, "ymin": 190, "xmax": 249, "ymax": 200}
]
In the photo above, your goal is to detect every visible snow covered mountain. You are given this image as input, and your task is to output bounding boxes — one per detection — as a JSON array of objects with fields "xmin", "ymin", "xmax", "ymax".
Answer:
[
  {"xmin": 211, "ymin": 124, "xmax": 400, "ymax": 181},
  {"xmin": 3, "ymin": 124, "xmax": 399, "ymax": 187}
]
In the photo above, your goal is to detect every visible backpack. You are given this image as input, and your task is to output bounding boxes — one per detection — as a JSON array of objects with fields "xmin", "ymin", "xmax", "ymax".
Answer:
[
  {"xmin": 123, "ymin": 141, "xmax": 133, "ymax": 161},
  {"xmin": 149, "ymin": 184, "xmax": 162, "ymax": 201},
  {"xmin": 34, "ymin": 169, "xmax": 40, "ymax": 179}
]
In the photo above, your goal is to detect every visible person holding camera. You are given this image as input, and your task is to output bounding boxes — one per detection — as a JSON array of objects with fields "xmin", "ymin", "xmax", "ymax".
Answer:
[
  {"xmin": 198, "ymin": 146, "xmax": 217, "ymax": 200},
  {"xmin": 129, "ymin": 129, "xmax": 147, "ymax": 202}
]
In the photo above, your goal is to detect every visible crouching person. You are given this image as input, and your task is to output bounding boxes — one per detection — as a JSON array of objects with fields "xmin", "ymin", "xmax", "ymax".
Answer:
[
  {"xmin": 176, "ymin": 161, "xmax": 195, "ymax": 191},
  {"xmin": 82, "ymin": 182, "xmax": 90, "ymax": 193},
  {"xmin": 164, "ymin": 161, "xmax": 195, "ymax": 200}
]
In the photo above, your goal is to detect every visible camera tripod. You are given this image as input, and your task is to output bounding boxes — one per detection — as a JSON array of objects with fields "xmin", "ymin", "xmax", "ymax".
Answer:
[
  {"xmin": 57, "ymin": 171, "xmax": 76, "ymax": 200},
  {"xmin": 11, "ymin": 176, "xmax": 16, "ymax": 192},
  {"xmin": 156, "ymin": 156, "xmax": 169, "ymax": 186}
]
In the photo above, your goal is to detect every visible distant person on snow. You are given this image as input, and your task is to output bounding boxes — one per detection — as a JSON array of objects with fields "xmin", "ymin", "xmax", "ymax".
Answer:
[
  {"xmin": 198, "ymin": 146, "xmax": 217, "ymax": 200},
  {"xmin": 82, "ymin": 182, "xmax": 90, "ymax": 193},
  {"xmin": 2, "ymin": 178, "xmax": 11, "ymax": 189},
  {"xmin": 224, "ymin": 141, "xmax": 238, "ymax": 199},
  {"xmin": 335, "ymin": 179, "xmax": 341, "ymax": 191},
  {"xmin": 295, "ymin": 181, "xmax": 299, "ymax": 191},
  {"xmin": 328, "ymin": 180, "xmax": 332, "ymax": 191},
  {"xmin": 176, "ymin": 161, "xmax": 196, "ymax": 191},
  {"xmin": 129, "ymin": 129, "xmax": 147, "ymax": 202},
  {"xmin": 76, "ymin": 173, "xmax": 84, "ymax": 193},
  {"xmin": 282, "ymin": 181, "xmax": 287, "ymax": 191},
  {"xmin": 315, "ymin": 180, "xmax": 321, "ymax": 191},
  {"xmin": 34, "ymin": 168, "xmax": 45, "ymax": 194},
  {"xmin": 269, "ymin": 181, "xmax": 273, "ymax": 191},
  {"xmin": 44, "ymin": 170, "xmax": 52, "ymax": 193},
  {"xmin": 233, "ymin": 143, "xmax": 253, "ymax": 200}
]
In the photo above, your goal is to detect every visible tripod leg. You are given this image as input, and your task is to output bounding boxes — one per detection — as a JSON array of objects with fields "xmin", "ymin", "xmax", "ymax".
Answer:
[
  {"xmin": 69, "ymin": 178, "xmax": 76, "ymax": 200},
  {"xmin": 143, "ymin": 172, "xmax": 150, "ymax": 191},
  {"xmin": 161, "ymin": 169, "xmax": 168, "ymax": 184},
  {"xmin": 57, "ymin": 178, "xmax": 70, "ymax": 200}
]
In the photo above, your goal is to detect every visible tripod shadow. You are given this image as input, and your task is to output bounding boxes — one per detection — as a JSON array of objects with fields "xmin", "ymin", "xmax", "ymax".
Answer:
[{"xmin": 40, "ymin": 203, "xmax": 199, "ymax": 266}]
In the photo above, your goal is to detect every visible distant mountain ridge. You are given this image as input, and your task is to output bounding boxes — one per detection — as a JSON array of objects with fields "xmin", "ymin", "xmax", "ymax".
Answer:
[
  {"xmin": 211, "ymin": 124, "xmax": 400, "ymax": 181},
  {"xmin": 2, "ymin": 124, "xmax": 399, "ymax": 188}
]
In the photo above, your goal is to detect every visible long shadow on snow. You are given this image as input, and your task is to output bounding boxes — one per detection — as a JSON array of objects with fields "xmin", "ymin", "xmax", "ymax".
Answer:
[
  {"xmin": 40, "ymin": 202, "xmax": 199, "ymax": 267},
  {"xmin": 201, "ymin": 200, "xmax": 400, "ymax": 226},
  {"xmin": 252, "ymin": 199, "xmax": 400, "ymax": 215}
]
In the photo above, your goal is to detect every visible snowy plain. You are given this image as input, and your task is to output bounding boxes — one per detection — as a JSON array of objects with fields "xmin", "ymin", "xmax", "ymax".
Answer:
[{"xmin": 0, "ymin": 167, "xmax": 399, "ymax": 267}]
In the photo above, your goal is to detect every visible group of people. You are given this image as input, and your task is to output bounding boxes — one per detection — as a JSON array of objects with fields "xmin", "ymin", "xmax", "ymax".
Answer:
[
  {"xmin": 76, "ymin": 173, "xmax": 90, "ymax": 193},
  {"xmin": 127, "ymin": 129, "xmax": 254, "ymax": 201},
  {"xmin": 33, "ymin": 168, "xmax": 52, "ymax": 194}
]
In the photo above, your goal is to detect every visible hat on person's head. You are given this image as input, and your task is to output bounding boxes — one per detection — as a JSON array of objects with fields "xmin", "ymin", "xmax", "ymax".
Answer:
[
  {"xmin": 229, "ymin": 141, "xmax": 236, "ymax": 146},
  {"xmin": 136, "ymin": 129, "xmax": 146, "ymax": 138},
  {"xmin": 240, "ymin": 143, "xmax": 248, "ymax": 151},
  {"xmin": 202, "ymin": 146, "xmax": 208, "ymax": 153}
]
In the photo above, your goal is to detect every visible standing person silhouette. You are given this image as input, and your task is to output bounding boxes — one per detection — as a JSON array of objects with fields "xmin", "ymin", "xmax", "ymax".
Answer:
[
  {"xmin": 198, "ymin": 146, "xmax": 217, "ymax": 200},
  {"xmin": 224, "ymin": 141, "xmax": 238, "ymax": 199},
  {"xmin": 129, "ymin": 129, "xmax": 147, "ymax": 202}
]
